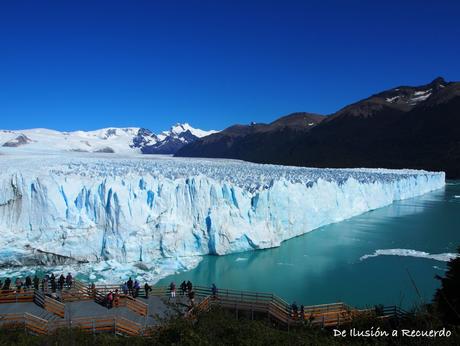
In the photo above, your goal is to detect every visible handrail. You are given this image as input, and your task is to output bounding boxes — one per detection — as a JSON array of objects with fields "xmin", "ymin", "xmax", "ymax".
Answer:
[
  {"xmin": 44, "ymin": 296, "xmax": 65, "ymax": 318},
  {"xmin": 0, "ymin": 313, "xmax": 143, "ymax": 336}
]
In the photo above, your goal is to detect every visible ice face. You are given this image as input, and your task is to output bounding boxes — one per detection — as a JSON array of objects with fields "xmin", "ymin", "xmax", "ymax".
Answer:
[{"xmin": 0, "ymin": 152, "xmax": 445, "ymax": 282}]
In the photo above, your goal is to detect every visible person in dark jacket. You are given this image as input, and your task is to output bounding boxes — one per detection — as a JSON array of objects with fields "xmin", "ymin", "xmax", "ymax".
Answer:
[
  {"xmin": 33, "ymin": 276, "xmax": 40, "ymax": 290},
  {"xmin": 65, "ymin": 273, "xmax": 73, "ymax": 288},
  {"xmin": 211, "ymin": 283, "xmax": 218, "ymax": 298},
  {"xmin": 144, "ymin": 283, "xmax": 152, "ymax": 298},
  {"xmin": 186, "ymin": 280, "xmax": 192, "ymax": 292},
  {"xmin": 25, "ymin": 276, "xmax": 32, "ymax": 289},
  {"xmin": 50, "ymin": 274, "xmax": 56, "ymax": 293},
  {"xmin": 58, "ymin": 274, "xmax": 65, "ymax": 290},
  {"xmin": 180, "ymin": 281, "xmax": 187, "ymax": 296},
  {"xmin": 291, "ymin": 302, "xmax": 298, "ymax": 318},
  {"xmin": 4, "ymin": 278, "xmax": 11, "ymax": 290},
  {"xmin": 127, "ymin": 277, "xmax": 133, "ymax": 295}
]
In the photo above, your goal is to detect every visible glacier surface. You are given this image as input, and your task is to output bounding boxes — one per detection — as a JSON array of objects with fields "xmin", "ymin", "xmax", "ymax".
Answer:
[{"xmin": 0, "ymin": 152, "xmax": 445, "ymax": 282}]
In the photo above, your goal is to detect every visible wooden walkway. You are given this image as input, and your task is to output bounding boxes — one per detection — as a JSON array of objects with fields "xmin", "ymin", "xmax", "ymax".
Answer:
[{"xmin": 0, "ymin": 281, "xmax": 405, "ymax": 336}]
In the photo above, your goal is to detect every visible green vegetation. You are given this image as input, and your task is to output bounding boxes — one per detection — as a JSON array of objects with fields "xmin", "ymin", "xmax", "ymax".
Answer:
[
  {"xmin": 434, "ymin": 246, "xmax": 460, "ymax": 325},
  {"xmin": 0, "ymin": 307, "xmax": 459, "ymax": 346}
]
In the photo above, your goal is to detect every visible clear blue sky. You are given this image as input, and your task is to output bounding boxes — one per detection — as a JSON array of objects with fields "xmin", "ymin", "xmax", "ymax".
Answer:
[{"xmin": 1, "ymin": 0, "xmax": 459, "ymax": 132}]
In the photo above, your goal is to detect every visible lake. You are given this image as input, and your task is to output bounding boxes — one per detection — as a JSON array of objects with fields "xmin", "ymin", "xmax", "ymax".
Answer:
[{"xmin": 157, "ymin": 181, "xmax": 460, "ymax": 309}]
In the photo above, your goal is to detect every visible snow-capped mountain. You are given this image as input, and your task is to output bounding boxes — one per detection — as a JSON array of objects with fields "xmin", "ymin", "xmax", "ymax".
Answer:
[
  {"xmin": 131, "ymin": 123, "xmax": 219, "ymax": 154},
  {"xmin": 0, "ymin": 123, "xmax": 218, "ymax": 155}
]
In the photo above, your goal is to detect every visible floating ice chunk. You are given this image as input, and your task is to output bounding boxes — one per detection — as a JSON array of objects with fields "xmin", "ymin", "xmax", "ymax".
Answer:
[{"xmin": 360, "ymin": 249, "xmax": 458, "ymax": 262}]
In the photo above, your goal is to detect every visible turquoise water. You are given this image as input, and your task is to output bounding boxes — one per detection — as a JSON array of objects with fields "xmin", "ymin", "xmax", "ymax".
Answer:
[{"xmin": 158, "ymin": 182, "xmax": 460, "ymax": 309}]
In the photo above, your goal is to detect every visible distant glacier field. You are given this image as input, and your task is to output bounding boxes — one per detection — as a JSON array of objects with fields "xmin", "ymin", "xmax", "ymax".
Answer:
[{"xmin": 0, "ymin": 152, "xmax": 445, "ymax": 283}]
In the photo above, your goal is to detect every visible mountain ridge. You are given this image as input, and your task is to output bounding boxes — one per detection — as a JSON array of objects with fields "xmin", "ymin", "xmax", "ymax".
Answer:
[
  {"xmin": 175, "ymin": 77, "xmax": 460, "ymax": 178},
  {"xmin": 0, "ymin": 123, "xmax": 218, "ymax": 155}
]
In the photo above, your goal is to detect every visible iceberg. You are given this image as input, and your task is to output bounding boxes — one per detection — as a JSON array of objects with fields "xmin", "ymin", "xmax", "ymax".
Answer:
[{"xmin": 0, "ymin": 152, "xmax": 445, "ymax": 282}]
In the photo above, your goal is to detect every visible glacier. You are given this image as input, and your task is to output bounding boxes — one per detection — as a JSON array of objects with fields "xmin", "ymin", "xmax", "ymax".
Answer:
[{"xmin": 0, "ymin": 151, "xmax": 445, "ymax": 283}]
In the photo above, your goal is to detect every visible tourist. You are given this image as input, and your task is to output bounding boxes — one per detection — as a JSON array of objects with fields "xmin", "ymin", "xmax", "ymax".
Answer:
[
  {"xmin": 107, "ymin": 291, "xmax": 114, "ymax": 309},
  {"xmin": 50, "ymin": 274, "xmax": 57, "ymax": 293},
  {"xmin": 144, "ymin": 282, "xmax": 152, "ymax": 298},
  {"xmin": 122, "ymin": 282, "xmax": 128, "ymax": 295},
  {"xmin": 300, "ymin": 305, "xmax": 305, "ymax": 320},
  {"xmin": 33, "ymin": 275, "xmax": 39, "ymax": 290},
  {"xmin": 180, "ymin": 281, "xmax": 187, "ymax": 296},
  {"xmin": 66, "ymin": 273, "xmax": 73, "ymax": 288},
  {"xmin": 127, "ymin": 277, "xmax": 133, "ymax": 295},
  {"xmin": 188, "ymin": 289, "xmax": 195, "ymax": 307},
  {"xmin": 25, "ymin": 276, "xmax": 32, "ymax": 289},
  {"xmin": 15, "ymin": 277, "xmax": 22, "ymax": 291},
  {"xmin": 114, "ymin": 289, "xmax": 120, "ymax": 307},
  {"xmin": 58, "ymin": 274, "xmax": 65, "ymax": 290},
  {"xmin": 291, "ymin": 302, "xmax": 298, "ymax": 319},
  {"xmin": 169, "ymin": 282, "xmax": 176, "ymax": 302},
  {"xmin": 41, "ymin": 277, "xmax": 47, "ymax": 292},
  {"xmin": 186, "ymin": 280, "xmax": 192, "ymax": 292},
  {"xmin": 4, "ymin": 277, "xmax": 11, "ymax": 290},
  {"xmin": 133, "ymin": 280, "xmax": 140, "ymax": 298},
  {"xmin": 90, "ymin": 282, "xmax": 96, "ymax": 299},
  {"xmin": 211, "ymin": 283, "xmax": 218, "ymax": 298},
  {"xmin": 0, "ymin": 280, "xmax": 2, "ymax": 290}
]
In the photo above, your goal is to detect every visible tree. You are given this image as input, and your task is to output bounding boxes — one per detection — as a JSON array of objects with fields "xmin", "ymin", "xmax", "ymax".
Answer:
[{"xmin": 434, "ymin": 246, "xmax": 460, "ymax": 325}]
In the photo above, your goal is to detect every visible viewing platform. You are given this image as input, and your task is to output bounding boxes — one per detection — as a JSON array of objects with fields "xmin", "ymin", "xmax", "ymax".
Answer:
[{"xmin": 0, "ymin": 280, "xmax": 408, "ymax": 336}]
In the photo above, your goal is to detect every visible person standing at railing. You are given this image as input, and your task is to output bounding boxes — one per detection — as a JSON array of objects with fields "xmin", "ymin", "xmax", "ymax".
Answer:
[
  {"xmin": 33, "ymin": 275, "xmax": 39, "ymax": 290},
  {"xmin": 144, "ymin": 282, "xmax": 152, "ymax": 298},
  {"xmin": 291, "ymin": 302, "xmax": 298, "ymax": 319},
  {"xmin": 122, "ymin": 282, "xmax": 128, "ymax": 295},
  {"xmin": 58, "ymin": 274, "xmax": 65, "ymax": 290},
  {"xmin": 300, "ymin": 305, "xmax": 305, "ymax": 320},
  {"xmin": 50, "ymin": 274, "xmax": 57, "ymax": 293},
  {"xmin": 91, "ymin": 282, "xmax": 96, "ymax": 299},
  {"xmin": 15, "ymin": 277, "xmax": 22, "ymax": 292},
  {"xmin": 65, "ymin": 273, "xmax": 73, "ymax": 289},
  {"xmin": 186, "ymin": 280, "xmax": 192, "ymax": 293},
  {"xmin": 169, "ymin": 282, "xmax": 176, "ymax": 302},
  {"xmin": 133, "ymin": 280, "xmax": 140, "ymax": 298},
  {"xmin": 107, "ymin": 291, "xmax": 114, "ymax": 309},
  {"xmin": 127, "ymin": 277, "xmax": 133, "ymax": 295},
  {"xmin": 3, "ymin": 277, "xmax": 11, "ymax": 290},
  {"xmin": 211, "ymin": 283, "xmax": 218, "ymax": 298},
  {"xmin": 25, "ymin": 276, "xmax": 32, "ymax": 289},
  {"xmin": 180, "ymin": 281, "xmax": 187, "ymax": 296}
]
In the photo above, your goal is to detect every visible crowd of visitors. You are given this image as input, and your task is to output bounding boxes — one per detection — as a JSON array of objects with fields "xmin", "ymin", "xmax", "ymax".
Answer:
[
  {"xmin": 2, "ymin": 273, "xmax": 220, "ymax": 313},
  {"xmin": 0, "ymin": 273, "xmax": 73, "ymax": 293}
]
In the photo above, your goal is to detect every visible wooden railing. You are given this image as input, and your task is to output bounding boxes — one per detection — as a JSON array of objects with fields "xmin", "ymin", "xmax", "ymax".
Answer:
[
  {"xmin": 177, "ymin": 285, "xmax": 376, "ymax": 327},
  {"xmin": 0, "ymin": 313, "xmax": 143, "ymax": 336},
  {"xmin": 0, "ymin": 290, "xmax": 35, "ymax": 304},
  {"xmin": 44, "ymin": 296, "xmax": 65, "ymax": 318},
  {"xmin": 0, "ymin": 313, "xmax": 48, "ymax": 335},
  {"xmin": 32, "ymin": 290, "xmax": 65, "ymax": 318},
  {"xmin": 118, "ymin": 295, "xmax": 148, "ymax": 316}
]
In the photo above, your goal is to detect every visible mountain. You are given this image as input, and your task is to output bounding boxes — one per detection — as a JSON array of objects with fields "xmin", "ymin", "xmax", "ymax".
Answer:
[
  {"xmin": 0, "ymin": 123, "xmax": 218, "ymax": 155},
  {"xmin": 174, "ymin": 112, "xmax": 326, "ymax": 160},
  {"xmin": 132, "ymin": 123, "xmax": 218, "ymax": 154},
  {"xmin": 175, "ymin": 77, "xmax": 460, "ymax": 178}
]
